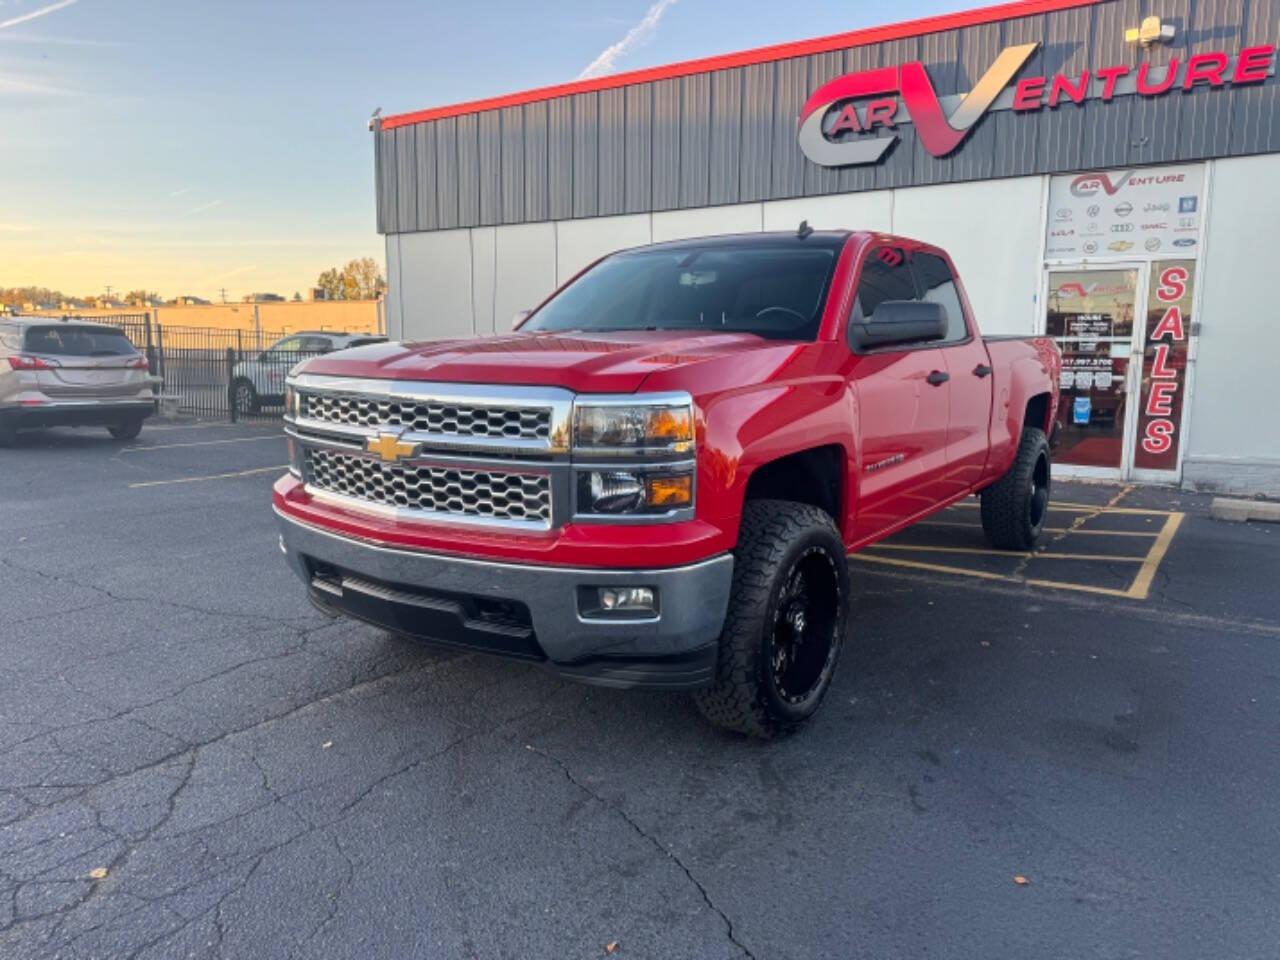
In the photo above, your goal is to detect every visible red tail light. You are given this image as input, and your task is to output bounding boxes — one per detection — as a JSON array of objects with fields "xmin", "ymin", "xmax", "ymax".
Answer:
[
  {"xmin": 7, "ymin": 355, "xmax": 56, "ymax": 371},
  {"xmin": 128, "ymin": 356, "xmax": 149, "ymax": 370}
]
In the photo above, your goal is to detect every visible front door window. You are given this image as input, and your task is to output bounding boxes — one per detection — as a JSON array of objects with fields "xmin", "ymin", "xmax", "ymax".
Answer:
[{"xmin": 1045, "ymin": 268, "xmax": 1139, "ymax": 470}]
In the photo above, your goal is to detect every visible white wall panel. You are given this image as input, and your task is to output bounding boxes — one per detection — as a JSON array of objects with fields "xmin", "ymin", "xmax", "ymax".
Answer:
[
  {"xmin": 555, "ymin": 214, "xmax": 651, "ymax": 284},
  {"xmin": 494, "ymin": 223, "xmax": 558, "ymax": 332},
  {"xmin": 891, "ymin": 177, "xmax": 1044, "ymax": 336},
  {"xmin": 384, "ymin": 234, "xmax": 403, "ymax": 340},
  {"xmin": 1183, "ymin": 155, "xmax": 1280, "ymax": 494},
  {"xmin": 761, "ymin": 193, "xmax": 893, "ymax": 233},
  {"xmin": 651, "ymin": 203, "xmax": 762, "ymax": 242},
  {"xmin": 470, "ymin": 227, "xmax": 497, "ymax": 336},
  {"xmin": 396, "ymin": 228, "xmax": 474, "ymax": 341}
]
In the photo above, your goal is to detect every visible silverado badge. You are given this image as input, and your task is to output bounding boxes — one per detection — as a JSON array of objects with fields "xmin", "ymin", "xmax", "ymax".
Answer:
[{"xmin": 367, "ymin": 432, "xmax": 418, "ymax": 464}]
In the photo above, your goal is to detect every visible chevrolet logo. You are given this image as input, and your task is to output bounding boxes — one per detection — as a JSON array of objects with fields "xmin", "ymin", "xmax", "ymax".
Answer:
[{"xmin": 366, "ymin": 432, "xmax": 419, "ymax": 464}]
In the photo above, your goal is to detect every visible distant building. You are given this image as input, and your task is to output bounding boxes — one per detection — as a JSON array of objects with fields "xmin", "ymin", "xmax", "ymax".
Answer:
[
  {"xmin": 174, "ymin": 295, "xmax": 211, "ymax": 306},
  {"xmin": 309, "ymin": 288, "xmax": 329, "ymax": 301},
  {"xmin": 243, "ymin": 293, "xmax": 285, "ymax": 303}
]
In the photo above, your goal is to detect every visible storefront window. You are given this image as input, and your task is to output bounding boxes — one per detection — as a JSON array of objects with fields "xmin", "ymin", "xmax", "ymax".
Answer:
[{"xmin": 1045, "ymin": 268, "xmax": 1138, "ymax": 469}]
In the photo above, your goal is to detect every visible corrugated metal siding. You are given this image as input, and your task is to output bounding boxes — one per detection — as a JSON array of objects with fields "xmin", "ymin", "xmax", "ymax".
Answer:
[
  {"xmin": 598, "ymin": 88, "xmax": 625, "ymax": 216},
  {"xmin": 374, "ymin": 1, "xmax": 1280, "ymax": 234}
]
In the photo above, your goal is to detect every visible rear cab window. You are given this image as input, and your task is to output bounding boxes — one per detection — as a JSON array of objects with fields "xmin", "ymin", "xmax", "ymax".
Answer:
[{"xmin": 23, "ymin": 325, "xmax": 136, "ymax": 357}]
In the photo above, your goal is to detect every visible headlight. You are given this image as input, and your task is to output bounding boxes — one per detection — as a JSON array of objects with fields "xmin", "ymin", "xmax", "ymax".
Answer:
[{"xmin": 572, "ymin": 398, "xmax": 694, "ymax": 453}]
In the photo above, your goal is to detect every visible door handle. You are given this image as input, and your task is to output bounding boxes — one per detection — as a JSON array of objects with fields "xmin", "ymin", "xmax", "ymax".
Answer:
[
  {"xmin": 926, "ymin": 370, "xmax": 950, "ymax": 386},
  {"xmin": 973, "ymin": 364, "xmax": 993, "ymax": 378}
]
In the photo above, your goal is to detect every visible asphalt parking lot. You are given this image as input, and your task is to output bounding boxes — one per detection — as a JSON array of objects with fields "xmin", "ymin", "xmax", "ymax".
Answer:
[{"xmin": 2, "ymin": 422, "xmax": 1278, "ymax": 960}]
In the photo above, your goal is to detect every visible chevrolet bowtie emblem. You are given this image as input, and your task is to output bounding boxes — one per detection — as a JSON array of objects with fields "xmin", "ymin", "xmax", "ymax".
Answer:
[{"xmin": 367, "ymin": 432, "xmax": 418, "ymax": 464}]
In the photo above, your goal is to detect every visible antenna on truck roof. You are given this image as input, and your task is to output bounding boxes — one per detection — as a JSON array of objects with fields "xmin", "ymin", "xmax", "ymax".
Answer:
[{"xmin": 797, "ymin": 219, "xmax": 813, "ymax": 239}]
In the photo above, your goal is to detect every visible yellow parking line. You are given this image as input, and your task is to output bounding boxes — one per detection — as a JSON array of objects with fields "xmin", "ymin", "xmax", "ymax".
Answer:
[
  {"xmin": 944, "ymin": 500, "xmax": 1171, "ymax": 516},
  {"xmin": 851, "ymin": 553, "xmax": 1135, "ymax": 598},
  {"xmin": 121, "ymin": 435, "xmax": 283, "ymax": 453},
  {"xmin": 1126, "ymin": 512, "xmax": 1184, "ymax": 600},
  {"xmin": 920, "ymin": 520, "xmax": 1158, "ymax": 537},
  {"xmin": 128, "ymin": 465, "xmax": 287, "ymax": 488},
  {"xmin": 866, "ymin": 543, "xmax": 1145, "ymax": 562}
]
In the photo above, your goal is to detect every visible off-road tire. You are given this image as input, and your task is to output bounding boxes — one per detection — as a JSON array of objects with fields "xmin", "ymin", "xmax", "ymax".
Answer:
[
  {"xmin": 107, "ymin": 418, "xmax": 143, "ymax": 441},
  {"xmin": 694, "ymin": 500, "xmax": 849, "ymax": 739},
  {"xmin": 980, "ymin": 427, "xmax": 1051, "ymax": 550},
  {"xmin": 233, "ymin": 378, "xmax": 260, "ymax": 415}
]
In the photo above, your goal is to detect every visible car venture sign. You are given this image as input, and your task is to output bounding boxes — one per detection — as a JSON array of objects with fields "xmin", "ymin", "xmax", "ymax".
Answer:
[{"xmin": 798, "ymin": 42, "xmax": 1276, "ymax": 167}]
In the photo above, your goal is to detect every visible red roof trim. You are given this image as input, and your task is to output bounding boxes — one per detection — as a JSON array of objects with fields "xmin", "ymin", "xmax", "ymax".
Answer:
[{"xmin": 381, "ymin": 0, "xmax": 1102, "ymax": 130}]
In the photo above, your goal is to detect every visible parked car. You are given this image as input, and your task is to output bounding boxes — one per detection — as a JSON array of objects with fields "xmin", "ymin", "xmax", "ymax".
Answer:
[
  {"xmin": 274, "ymin": 229, "xmax": 1061, "ymax": 737},
  {"xmin": 231, "ymin": 331, "xmax": 386, "ymax": 413},
  {"xmin": 0, "ymin": 317, "xmax": 156, "ymax": 445}
]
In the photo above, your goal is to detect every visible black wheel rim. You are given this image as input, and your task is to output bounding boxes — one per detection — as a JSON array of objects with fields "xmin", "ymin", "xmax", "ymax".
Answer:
[
  {"xmin": 1029, "ymin": 450, "xmax": 1050, "ymax": 528},
  {"xmin": 769, "ymin": 547, "xmax": 840, "ymax": 704},
  {"xmin": 235, "ymin": 384, "xmax": 253, "ymax": 412}
]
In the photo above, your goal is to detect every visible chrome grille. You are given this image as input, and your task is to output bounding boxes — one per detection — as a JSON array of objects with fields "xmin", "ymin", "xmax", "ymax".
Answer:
[
  {"xmin": 300, "ymin": 392, "xmax": 551, "ymax": 441},
  {"xmin": 305, "ymin": 448, "xmax": 551, "ymax": 525}
]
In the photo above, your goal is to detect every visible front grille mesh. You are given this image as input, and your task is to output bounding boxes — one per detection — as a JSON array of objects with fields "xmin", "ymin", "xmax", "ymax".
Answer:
[
  {"xmin": 301, "ymin": 392, "xmax": 551, "ymax": 441},
  {"xmin": 306, "ymin": 448, "xmax": 551, "ymax": 525}
]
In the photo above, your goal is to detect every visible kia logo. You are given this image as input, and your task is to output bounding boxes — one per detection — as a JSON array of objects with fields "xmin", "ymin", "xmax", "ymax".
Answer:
[{"xmin": 1115, "ymin": 202, "xmax": 1134, "ymax": 217}]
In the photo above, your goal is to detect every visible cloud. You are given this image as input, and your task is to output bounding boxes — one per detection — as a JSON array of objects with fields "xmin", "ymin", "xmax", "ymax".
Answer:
[
  {"xmin": 0, "ymin": 0, "xmax": 80, "ymax": 31},
  {"xmin": 183, "ymin": 199, "xmax": 223, "ymax": 216},
  {"xmin": 578, "ymin": 0, "xmax": 676, "ymax": 80},
  {"xmin": 169, "ymin": 186, "xmax": 196, "ymax": 198}
]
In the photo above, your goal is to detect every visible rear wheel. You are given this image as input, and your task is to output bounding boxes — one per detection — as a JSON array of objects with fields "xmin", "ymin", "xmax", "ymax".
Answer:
[
  {"xmin": 980, "ymin": 427, "xmax": 1051, "ymax": 550},
  {"xmin": 107, "ymin": 418, "xmax": 143, "ymax": 441},
  {"xmin": 0, "ymin": 420, "xmax": 16, "ymax": 447},
  {"xmin": 233, "ymin": 378, "xmax": 259, "ymax": 415},
  {"xmin": 693, "ymin": 500, "xmax": 849, "ymax": 739}
]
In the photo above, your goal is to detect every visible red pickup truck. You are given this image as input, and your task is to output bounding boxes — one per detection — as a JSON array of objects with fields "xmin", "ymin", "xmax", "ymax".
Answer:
[{"xmin": 275, "ymin": 229, "xmax": 1060, "ymax": 737}]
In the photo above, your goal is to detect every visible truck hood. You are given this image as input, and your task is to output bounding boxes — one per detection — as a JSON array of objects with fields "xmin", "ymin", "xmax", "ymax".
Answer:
[{"xmin": 297, "ymin": 330, "xmax": 796, "ymax": 394}]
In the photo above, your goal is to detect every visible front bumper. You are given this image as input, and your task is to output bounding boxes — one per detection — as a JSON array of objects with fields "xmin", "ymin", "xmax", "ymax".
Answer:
[
  {"xmin": 276, "ymin": 508, "xmax": 734, "ymax": 691},
  {"xmin": 1, "ymin": 399, "xmax": 154, "ymax": 429}
]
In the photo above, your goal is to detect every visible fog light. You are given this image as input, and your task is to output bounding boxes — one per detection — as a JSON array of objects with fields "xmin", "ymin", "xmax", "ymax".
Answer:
[
  {"xmin": 585, "ymin": 471, "xmax": 645, "ymax": 513},
  {"xmin": 599, "ymin": 586, "xmax": 655, "ymax": 612}
]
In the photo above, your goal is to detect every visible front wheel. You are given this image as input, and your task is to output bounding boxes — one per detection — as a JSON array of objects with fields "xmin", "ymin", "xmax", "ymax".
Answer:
[
  {"xmin": 980, "ymin": 427, "xmax": 1051, "ymax": 550},
  {"xmin": 233, "ymin": 378, "xmax": 260, "ymax": 415},
  {"xmin": 693, "ymin": 500, "xmax": 849, "ymax": 739}
]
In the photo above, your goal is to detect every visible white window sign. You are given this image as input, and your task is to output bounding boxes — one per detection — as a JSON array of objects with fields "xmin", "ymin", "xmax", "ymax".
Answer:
[{"xmin": 1045, "ymin": 163, "xmax": 1204, "ymax": 261}]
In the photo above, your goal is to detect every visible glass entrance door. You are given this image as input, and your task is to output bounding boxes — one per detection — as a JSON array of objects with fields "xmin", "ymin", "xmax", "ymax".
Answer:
[{"xmin": 1043, "ymin": 265, "xmax": 1146, "ymax": 475}]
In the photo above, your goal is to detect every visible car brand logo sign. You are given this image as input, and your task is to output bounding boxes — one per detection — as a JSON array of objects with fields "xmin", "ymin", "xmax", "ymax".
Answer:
[
  {"xmin": 1114, "ymin": 202, "xmax": 1134, "ymax": 217},
  {"xmin": 1108, "ymin": 240, "xmax": 1134, "ymax": 251},
  {"xmin": 1145, "ymin": 238, "xmax": 1162, "ymax": 251},
  {"xmin": 797, "ymin": 42, "xmax": 1039, "ymax": 166},
  {"xmin": 1083, "ymin": 241, "xmax": 1099, "ymax": 254},
  {"xmin": 1179, "ymin": 196, "xmax": 1198, "ymax": 213},
  {"xmin": 1111, "ymin": 223, "xmax": 1135, "ymax": 233},
  {"xmin": 1173, "ymin": 237, "xmax": 1198, "ymax": 247},
  {"xmin": 366, "ymin": 431, "xmax": 419, "ymax": 464}
]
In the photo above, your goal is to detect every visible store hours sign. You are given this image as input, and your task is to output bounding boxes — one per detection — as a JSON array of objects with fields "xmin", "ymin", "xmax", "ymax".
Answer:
[{"xmin": 1045, "ymin": 164, "xmax": 1204, "ymax": 260}]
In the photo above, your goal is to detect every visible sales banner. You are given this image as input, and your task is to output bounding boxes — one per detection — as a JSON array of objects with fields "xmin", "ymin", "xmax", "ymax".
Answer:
[
  {"xmin": 1045, "ymin": 164, "xmax": 1204, "ymax": 260},
  {"xmin": 1133, "ymin": 261, "xmax": 1195, "ymax": 471}
]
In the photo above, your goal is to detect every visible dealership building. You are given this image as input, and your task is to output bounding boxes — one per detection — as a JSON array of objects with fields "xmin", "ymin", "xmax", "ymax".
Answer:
[{"xmin": 371, "ymin": 0, "xmax": 1279, "ymax": 496}]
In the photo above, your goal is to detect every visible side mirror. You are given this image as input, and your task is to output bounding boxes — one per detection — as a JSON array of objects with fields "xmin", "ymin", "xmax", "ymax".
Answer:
[
  {"xmin": 511, "ymin": 309, "xmax": 530, "ymax": 330},
  {"xmin": 850, "ymin": 300, "xmax": 947, "ymax": 351}
]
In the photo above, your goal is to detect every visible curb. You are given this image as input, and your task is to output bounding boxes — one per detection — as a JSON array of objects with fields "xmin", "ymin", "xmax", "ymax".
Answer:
[{"xmin": 1210, "ymin": 498, "xmax": 1280, "ymax": 524}]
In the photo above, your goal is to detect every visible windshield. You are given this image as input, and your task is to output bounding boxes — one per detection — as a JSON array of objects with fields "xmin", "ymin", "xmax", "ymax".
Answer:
[
  {"xmin": 524, "ymin": 242, "xmax": 840, "ymax": 341},
  {"xmin": 23, "ymin": 325, "xmax": 136, "ymax": 357}
]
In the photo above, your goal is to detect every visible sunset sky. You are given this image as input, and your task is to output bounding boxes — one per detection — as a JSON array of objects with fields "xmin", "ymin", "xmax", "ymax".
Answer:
[{"xmin": 0, "ymin": 0, "xmax": 968, "ymax": 302}]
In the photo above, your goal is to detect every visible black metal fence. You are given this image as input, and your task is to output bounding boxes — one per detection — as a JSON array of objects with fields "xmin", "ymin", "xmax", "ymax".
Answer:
[{"xmin": 75, "ymin": 314, "xmax": 326, "ymax": 421}]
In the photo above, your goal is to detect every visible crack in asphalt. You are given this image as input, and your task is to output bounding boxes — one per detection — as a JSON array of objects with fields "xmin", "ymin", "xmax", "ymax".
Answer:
[{"xmin": 524, "ymin": 742, "xmax": 757, "ymax": 960}]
